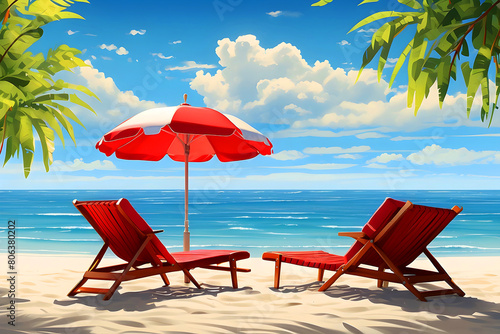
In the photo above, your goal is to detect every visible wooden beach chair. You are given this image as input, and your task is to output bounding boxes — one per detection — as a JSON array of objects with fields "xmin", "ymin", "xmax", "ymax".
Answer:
[
  {"xmin": 262, "ymin": 198, "xmax": 465, "ymax": 301},
  {"xmin": 69, "ymin": 199, "xmax": 250, "ymax": 300}
]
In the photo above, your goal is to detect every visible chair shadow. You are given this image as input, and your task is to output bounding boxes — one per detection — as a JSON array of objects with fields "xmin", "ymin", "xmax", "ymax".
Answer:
[
  {"xmin": 53, "ymin": 283, "xmax": 253, "ymax": 312},
  {"xmin": 272, "ymin": 281, "xmax": 500, "ymax": 333},
  {"xmin": 274, "ymin": 280, "xmax": 500, "ymax": 316},
  {"xmin": 321, "ymin": 283, "xmax": 500, "ymax": 315}
]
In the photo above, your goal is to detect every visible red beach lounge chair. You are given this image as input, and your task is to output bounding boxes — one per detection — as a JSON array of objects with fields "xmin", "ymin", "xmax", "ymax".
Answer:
[
  {"xmin": 262, "ymin": 198, "xmax": 465, "ymax": 301},
  {"xmin": 69, "ymin": 199, "xmax": 250, "ymax": 300}
]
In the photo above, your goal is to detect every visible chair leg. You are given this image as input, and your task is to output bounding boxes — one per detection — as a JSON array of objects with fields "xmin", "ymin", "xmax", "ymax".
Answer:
[
  {"xmin": 319, "ymin": 266, "xmax": 344, "ymax": 291},
  {"xmin": 446, "ymin": 278, "xmax": 465, "ymax": 297},
  {"xmin": 229, "ymin": 258, "xmax": 238, "ymax": 289},
  {"xmin": 318, "ymin": 268, "xmax": 325, "ymax": 282},
  {"xmin": 377, "ymin": 266, "xmax": 388, "ymax": 288},
  {"xmin": 182, "ymin": 269, "xmax": 201, "ymax": 289},
  {"xmin": 274, "ymin": 255, "xmax": 282, "ymax": 289},
  {"xmin": 371, "ymin": 244, "xmax": 427, "ymax": 301},
  {"xmin": 423, "ymin": 249, "xmax": 465, "ymax": 297},
  {"xmin": 160, "ymin": 273, "xmax": 170, "ymax": 286},
  {"xmin": 68, "ymin": 243, "xmax": 109, "ymax": 297},
  {"xmin": 104, "ymin": 279, "xmax": 123, "ymax": 300},
  {"xmin": 68, "ymin": 278, "xmax": 88, "ymax": 297}
]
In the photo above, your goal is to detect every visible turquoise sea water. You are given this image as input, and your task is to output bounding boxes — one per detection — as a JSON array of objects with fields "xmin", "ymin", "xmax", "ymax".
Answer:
[{"xmin": 0, "ymin": 190, "xmax": 499, "ymax": 257}]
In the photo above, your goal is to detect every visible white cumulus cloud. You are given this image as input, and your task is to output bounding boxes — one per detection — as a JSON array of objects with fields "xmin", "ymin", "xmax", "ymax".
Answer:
[
  {"xmin": 189, "ymin": 34, "xmax": 492, "ymax": 134},
  {"xmin": 67, "ymin": 30, "xmax": 78, "ymax": 35},
  {"xmin": 303, "ymin": 145, "xmax": 371, "ymax": 154},
  {"xmin": 356, "ymin": 132, "xmax": 388, "ymax": 139},
  {"xmin": 392, "ymin": 135, "xmax": 444, "ymax": 141},
  {"xmin": 335, "ymin": 154, "xmax": 362, "ymax": 159},
  {"xmin": 152, "ymin": 53, "xmax": 173, "ymax": 60},
  {"xmin": 99, "ymin": 44, "xmax": 117, "ymax": 51},
  {"xmin": 100, "ymin": 44, "xmax": 129, "ymax": 56},
  {"xmin": 266, "ymin": 11, "xmax": 301, "ymax": 17},
  {"xmin": 129, "ymin": 29, "xmax": 146, "ymax": 35},
  {"xmin": 56, "ymin": 60, "xmax": 166, "ymax": 126},
  {"xmin": 276, "ymin": 163, "xmax": 356, "ymax": 170},
  {"xmin": 338, "ymin": 40, "xmax": 350, "ymax": 46},
  {"xmin": 271, "ymin": 150, "xmax": 308, "ymax": 161},
  {"xmin": 52, "ymin": 159, "xmax": 117, "ymax": 172},
  {"xmin": 407, "ymin": 145, "xmax": 500, "ymax": 166},
  {"xmin": 367, "ymin": 153, "xmax": 404, "ymax": 164},
  {"xmin": 166, "ymin": 61, "xmax": 217, "ymax": 71},
  {"xmin": 116, "ymin": 47, "xmax": 129, "ymax": 55}
]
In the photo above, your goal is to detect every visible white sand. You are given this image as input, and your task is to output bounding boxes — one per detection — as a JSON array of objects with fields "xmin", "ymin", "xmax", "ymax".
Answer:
[{"xmin": 1, "ymin": 254, "xmax": 499, "ymax": 333}]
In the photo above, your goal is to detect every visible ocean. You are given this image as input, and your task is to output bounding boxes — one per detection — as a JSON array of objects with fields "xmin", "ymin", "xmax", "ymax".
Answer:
[{"xmin": 1, "ymin": 190, "xmax": 499, "ymax": 257}]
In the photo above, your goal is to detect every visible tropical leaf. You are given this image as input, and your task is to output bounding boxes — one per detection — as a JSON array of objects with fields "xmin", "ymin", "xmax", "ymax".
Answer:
[
  {"xmin": 340, "ymin": 0, "xmax": 500, "ymax": 120},
  {"xmin": 398, "ymin": 0, "xmax": 422, "ymax": 10},
  {"xmin": 467, "ymin": 46, "xmax": 492, "ymax": 117},
  {"xmin": 0, "ymin": 0, "xmax": 98, "ymax": 177},
  {"xmin": 311, "ymin": 0, "xmax": 334, "ymax": 6},
  {"xmin": 18, "ymin": 114, "xmax": 35, "ymax": 177},
  {"xmin": 349, "ymin": 11, "xmax": 410, "ymax": 34},
  {"xmin": 358, "ymin": 0, "xmax": 380, "ymax": 5}
]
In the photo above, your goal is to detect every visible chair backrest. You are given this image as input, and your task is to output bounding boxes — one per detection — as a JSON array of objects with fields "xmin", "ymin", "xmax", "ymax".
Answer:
[
  {"xmin": 344, "ymin": 198, "xmax": 405, "ymax": 261},
  {"xmin": 344, "ymin": 198, "xmax": 460, "ymax": 268},
  {"xmin": 373, "ymin": 202, "xmax": 460, "ymax": 268},
  {"xmin": 73, "ymin": 199, "xmax": 177, "ymax": 265}
]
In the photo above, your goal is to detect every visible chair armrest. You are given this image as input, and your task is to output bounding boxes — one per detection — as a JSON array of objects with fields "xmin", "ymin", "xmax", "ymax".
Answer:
[
  {"xmin": 338, "ymin": 232, "xmax": 368, "ymax": 239},
  {"xmin": 152, "ymin": 230, "xmax": 164, "ymax": 234}
]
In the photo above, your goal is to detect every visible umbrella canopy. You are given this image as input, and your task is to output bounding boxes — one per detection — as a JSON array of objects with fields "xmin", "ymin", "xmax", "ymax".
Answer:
[{"xmin": 96, "ymin": 95, "xmax": 273, "ymax": 253}]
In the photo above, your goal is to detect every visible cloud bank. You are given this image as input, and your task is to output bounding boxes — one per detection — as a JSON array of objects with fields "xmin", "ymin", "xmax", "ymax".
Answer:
[{"xmin": 190, "ymin": 35, "xmax": 492, "ymax": 135}]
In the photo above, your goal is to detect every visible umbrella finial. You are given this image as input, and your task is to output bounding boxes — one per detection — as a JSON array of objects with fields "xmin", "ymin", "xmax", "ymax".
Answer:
[{"xmin": 183, "ymin": 93, "xmax": 188, "ymax": 104}]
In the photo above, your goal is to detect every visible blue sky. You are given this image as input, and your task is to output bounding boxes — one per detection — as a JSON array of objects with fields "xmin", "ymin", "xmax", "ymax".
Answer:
[{"xmin": 3, "ymin": 0, "xmax": 500, "ymax": 190}]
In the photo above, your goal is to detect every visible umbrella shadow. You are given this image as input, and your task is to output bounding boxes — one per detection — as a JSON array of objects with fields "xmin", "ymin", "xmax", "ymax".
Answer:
[{"xmin": 54, "ymin": 283, "xmax": 253, "ymax": 312}]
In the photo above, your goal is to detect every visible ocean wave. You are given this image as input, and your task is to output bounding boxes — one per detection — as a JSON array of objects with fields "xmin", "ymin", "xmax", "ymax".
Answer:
[
  {"xmin": 0, "ymin": 226, "xmax": 36, "ymax": 229},
  {"xmin": 459, "ymin": 213, "xmax": 500, "ymax": 215},
  {"xmin": 455, "ymin": 219, "xmax": 494, "ymax": 223},
  {"xmin": 15, "ymin": 237, "xmax": 100, "ymax": 242},
  {"xmin": 436, "ymin": 236, "xmax": 457, "ymax": 239},
  {"xmin": 46, "ymin": 226, "xmax": 93, "ymax": 230},
  {"xmin": 321, "ymin": 225, "xmax": 364, "ymax": 229},
  {"xmin": 258, "ymin": 216, "xmax": 309, "ymax": 220},
  {"xmin": 191, "ymin": 244, "xmax": 240, "ymax": 247},
  {"xmin": 429, "ymin": 245, "xmax": 500, "ymax": 250},
  {"xmin": 154, "ymin": 224, "xmax": 184, "ymax": 228},
  {"xmin": 247, "ymin": 245, "xmax": 351, "ymax": 249},
  {"xmin": 235, "ymin": 216, "xmax": 252, "ymax": 219},
  {"xmin": 264, "ymin": 232, "xmax": 300, "ymax": 236},
  {"xmin": 250, "ymin": 199, "xmax": 303, "ymax": 203},
  {"xmin": 247, "ymin": 212, "xmax": 307, "ymax": 214},
  {"xmin": 36, "ymin": 213, "xmax": 81, "ymax": 216},
  {"xmin": 165, "ymin": 244, "xmax": 240, "ymax": 248},
  {"xmin": 22, "ymin": 249, "xmax": 92, "ymax": 254},
  {"xmin": 229, "ymin": 227, "xmax": 258, "ymax": 231}
]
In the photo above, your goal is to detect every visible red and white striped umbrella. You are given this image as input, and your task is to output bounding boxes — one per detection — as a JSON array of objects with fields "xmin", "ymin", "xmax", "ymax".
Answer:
[{"xmin": 96, "ymin": 95, "xmax": 273, "ymax": 252}]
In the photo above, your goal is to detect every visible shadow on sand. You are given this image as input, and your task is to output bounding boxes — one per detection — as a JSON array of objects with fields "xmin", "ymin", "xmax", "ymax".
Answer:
[{"xmin": 276, "ymin": 281, "xmax": 500, "ymax": 333}]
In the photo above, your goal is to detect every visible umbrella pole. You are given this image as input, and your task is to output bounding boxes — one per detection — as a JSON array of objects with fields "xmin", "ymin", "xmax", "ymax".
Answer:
[
  {"xmin": 184, "ymin": 155, "xmax": 190, "ymax": 252},
  {"xmin": 183, "ymin": 143, "xmax": 190, "ymax": 283}
]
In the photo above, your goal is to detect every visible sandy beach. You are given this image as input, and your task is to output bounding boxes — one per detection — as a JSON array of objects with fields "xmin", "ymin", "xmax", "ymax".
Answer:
[{"xmin": 0, "ymin": 254, "xmax": 499, "ymax": 333}]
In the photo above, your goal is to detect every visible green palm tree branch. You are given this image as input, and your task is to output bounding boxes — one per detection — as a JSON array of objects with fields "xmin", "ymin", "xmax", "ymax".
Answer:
[
  {"xmin": 319, "ymin": 0, "xmax": 500, "ymax": 122},
  {"xmin": 0, "ymin": 27, "xmax": 42, "ymax": 63},
  {"xmin": 0, "ymin": 0, "xmax": 98, "ymax": 177}
]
